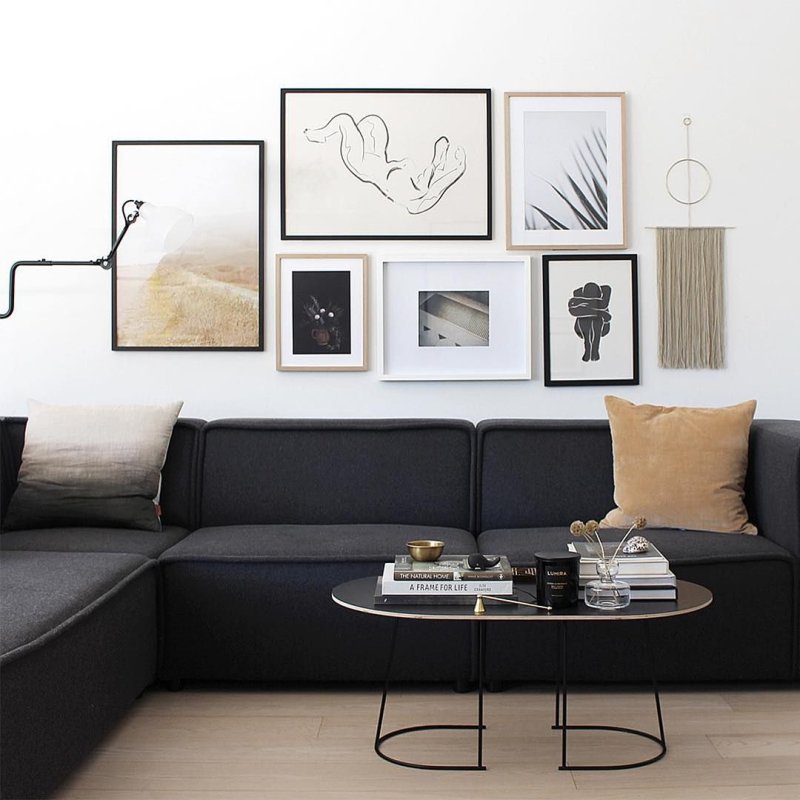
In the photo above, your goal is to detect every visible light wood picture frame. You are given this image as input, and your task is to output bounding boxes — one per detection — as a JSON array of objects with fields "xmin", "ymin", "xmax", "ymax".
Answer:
[
  {"xmin": 276, "ymin": 254, "xmax": 368, "ymax": 371},
  {"xmin": 505, "ymin": 92, "xmax": 626, "ymax": 250}
]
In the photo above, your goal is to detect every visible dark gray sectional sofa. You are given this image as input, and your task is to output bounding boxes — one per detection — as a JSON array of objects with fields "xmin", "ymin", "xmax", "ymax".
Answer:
[{"xmin": 1, "ymin": 415, "xmax": 799, "ymax": 798}]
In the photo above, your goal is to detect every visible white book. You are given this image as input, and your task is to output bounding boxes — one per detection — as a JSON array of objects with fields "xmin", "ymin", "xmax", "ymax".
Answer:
[
  {"xmin": 578, "ymin": 570, "xmax": 677, "ymax": 588},
  {"xmin": 568, "ymin": 541, "xmax": 670, "ymax": 576},
  {"xmin": 379, "ymin": 563, "xmax": 514, "ymax": 596}
]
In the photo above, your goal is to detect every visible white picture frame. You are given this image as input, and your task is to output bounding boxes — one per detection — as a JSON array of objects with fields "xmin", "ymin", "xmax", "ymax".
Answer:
[
  {"xmin": 276, "ymin": 254, "xmax": 368, "ymax": 371},
  {"xmin": 505, "ymin": 92, "xmax": 627, "ymax": 250},
  {"xmin": 379, "ymin": 257, "xmax": 531, "ymax": 381},
  {"xmin": 281, "ymin": 89, "xmax": 492, "ymax": 240}
]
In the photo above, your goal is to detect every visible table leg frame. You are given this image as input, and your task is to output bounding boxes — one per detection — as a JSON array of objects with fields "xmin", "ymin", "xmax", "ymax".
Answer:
[
  {"xmin": 374, "ymin": 619, "xmax": 487, "ymax": 771},
  {"xmin": 553, "ymin": 619, "xmax": 667, "ymax": 770}
]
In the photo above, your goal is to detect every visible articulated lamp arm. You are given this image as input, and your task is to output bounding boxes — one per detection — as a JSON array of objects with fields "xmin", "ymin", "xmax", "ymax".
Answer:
[{"xmin": 0, "ymin": 199, "xmax": 144, "ymax": 320}]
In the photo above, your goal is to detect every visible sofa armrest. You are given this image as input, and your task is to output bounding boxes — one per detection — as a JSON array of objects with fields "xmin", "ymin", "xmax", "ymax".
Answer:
[{"xmin": 747, "ymin": 420, "xmax": 800, "ymax": 556}]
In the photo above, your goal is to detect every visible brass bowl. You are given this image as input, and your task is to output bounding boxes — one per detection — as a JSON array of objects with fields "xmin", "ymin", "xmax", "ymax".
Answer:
[{"xmin": 406, "ymin": 540, "xmax": 445, "ymax": 562}]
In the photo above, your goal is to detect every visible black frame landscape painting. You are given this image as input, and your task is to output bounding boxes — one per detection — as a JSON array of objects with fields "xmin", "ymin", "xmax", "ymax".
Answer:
[
  {"xmin": 505, "ymin": 93, "xmax": 626, "ymax": 250},
  {"xmin": 281, "ymin": 89, "xmax": 492, "ymax": 240},
  {"xmin": 112, "ymin": 140, "xmax": 264, "ymax": 350},
  {"xmin": 542, "ymin": 253, "xmax": 639, "ymax": 386}
]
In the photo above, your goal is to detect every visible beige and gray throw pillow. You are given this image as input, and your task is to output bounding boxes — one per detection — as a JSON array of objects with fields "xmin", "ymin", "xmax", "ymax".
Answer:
[
  {"xmin": 601, "ymin": 395, "xmax": 757, "ymax": 534},
  {"xmin": 3, "ymin": 400, "xmax": 183, "ymax": 531}
]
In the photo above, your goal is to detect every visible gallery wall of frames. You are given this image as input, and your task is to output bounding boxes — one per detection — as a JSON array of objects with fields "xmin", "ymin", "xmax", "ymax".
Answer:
[{"xmin": 108, "ymin": 89, "xmax": 637, "ymax": 387}]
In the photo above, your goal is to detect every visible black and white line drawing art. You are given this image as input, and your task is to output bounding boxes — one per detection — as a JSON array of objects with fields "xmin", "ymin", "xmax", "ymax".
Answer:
[
  {"xmin": 304, "ymin": 113, "xmax": 466, "ymax": 214},
  {"xmin": 568, "ymin": 281, "xmax": 611, "ymax": 362}
]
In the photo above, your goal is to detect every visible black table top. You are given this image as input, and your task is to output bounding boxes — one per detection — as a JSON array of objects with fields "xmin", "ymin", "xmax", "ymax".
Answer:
[{"xmin": 332, "ymin": 576, "xmax": 712, "ymax": 623}]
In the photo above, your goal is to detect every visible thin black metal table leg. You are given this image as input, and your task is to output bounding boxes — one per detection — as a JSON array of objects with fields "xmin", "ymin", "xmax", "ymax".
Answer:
[
  {"xmin": 477, "ymin": 620, "xmax": 485, "ymax": 768},
  {"xmin": 646, "ymin": 619, "xmax": 667, "ymax": 748},
  {"xmin": 374, "ymin": 619, "xmax": 486, "ymax": 771},
  {"xmin": 554, "ymin": 619, "xmax": 667, "ymax": 770}
]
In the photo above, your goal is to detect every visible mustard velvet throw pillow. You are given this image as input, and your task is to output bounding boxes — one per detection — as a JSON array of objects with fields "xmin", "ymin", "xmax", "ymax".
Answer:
[{"xmin": 601, "ymin": 396, "xmax": 757, "ymax": 534}]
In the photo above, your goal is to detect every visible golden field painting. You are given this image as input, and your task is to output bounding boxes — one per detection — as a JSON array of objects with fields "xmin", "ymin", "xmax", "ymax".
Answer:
[{"xmin": 115, "ymin": 223, "xmax": 260, "ymax": 348}]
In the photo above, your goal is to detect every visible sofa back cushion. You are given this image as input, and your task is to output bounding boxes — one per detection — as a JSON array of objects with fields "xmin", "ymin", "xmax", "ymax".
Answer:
[
  {"xmin": 199, "ymin": 419, "xmax": 475, "ymax": 529},
  {"xmin": 477, "ymin": 420, "xmax": 615, "ymax": 530},
  {"xmin": 0, "ymin": 416, "xmax": 203, "ymax": 531}
]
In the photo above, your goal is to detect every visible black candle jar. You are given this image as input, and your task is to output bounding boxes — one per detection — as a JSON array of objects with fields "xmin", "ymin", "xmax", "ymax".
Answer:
[{"xmin": 534, "ymin": 550, "xmax": 581, "ymax": 609}]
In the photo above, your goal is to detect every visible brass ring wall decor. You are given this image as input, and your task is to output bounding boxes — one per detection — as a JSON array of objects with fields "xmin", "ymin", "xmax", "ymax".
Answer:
[{"xmin": 665, "ymin": 157, "xmax": 712, "ymax": 205}]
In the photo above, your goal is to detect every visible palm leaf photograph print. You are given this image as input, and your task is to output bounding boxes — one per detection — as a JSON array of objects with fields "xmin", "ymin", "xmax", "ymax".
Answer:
[{"xmin": 523, "ymin": 111, "xmax": 608, "ymax": 231}]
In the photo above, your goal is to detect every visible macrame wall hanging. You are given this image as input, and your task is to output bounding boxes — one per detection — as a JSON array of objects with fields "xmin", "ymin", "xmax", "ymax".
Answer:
[{"xmin": 654, "ymin": 118, "xmax": 727, "ymax": 369}]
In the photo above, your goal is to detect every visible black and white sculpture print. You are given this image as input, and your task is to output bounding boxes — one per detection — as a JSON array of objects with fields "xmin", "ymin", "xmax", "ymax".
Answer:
[
  {"xmin": 543, "ymin": 254, "xmax": 638, "ymax": 386},
  {"xmin": 505, "ymin": 93, "xmax": 626, "ymax": 249},
  {"xmin": 282, "ymin": 89, "xmax": 491, "ymax": 239}
]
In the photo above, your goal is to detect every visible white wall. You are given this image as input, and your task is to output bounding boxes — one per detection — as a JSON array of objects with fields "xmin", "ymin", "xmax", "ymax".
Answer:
[{"xmin": 1, "ymin": 0, "xmax": 798, "ymax": 421}]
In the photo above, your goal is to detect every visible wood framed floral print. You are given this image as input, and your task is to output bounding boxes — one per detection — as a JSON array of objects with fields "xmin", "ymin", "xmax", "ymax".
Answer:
[
  {"xmin": 276, "ymin": 254, "xmax": 368, "ymax": 371},
  {"xmin": 281, "ymin": 88, "xmax": 492, "ymax": 240},
  {"xmin": 112, "ymin": 140, "xmax": 264, "ymax": 350},
  {"xmin": 505, "ymin": 93, "xmax": 626, "ymax": 250},
  {"xmin": 380, "ymin": 257, "xmax": 531, "ymax": 381},
  {"xmin": 542, "ymin": 253, "xmax": 639, "ymax": 386}
]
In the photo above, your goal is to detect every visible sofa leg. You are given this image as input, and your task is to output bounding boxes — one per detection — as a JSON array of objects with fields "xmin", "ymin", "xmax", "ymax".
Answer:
[
  {"xmin": 167, "ymin": 678, "xmax": 184, "ymax": 692},
  {"xmin": 488, "ymin": 680, "xmax": 504, "ymax": 693}
]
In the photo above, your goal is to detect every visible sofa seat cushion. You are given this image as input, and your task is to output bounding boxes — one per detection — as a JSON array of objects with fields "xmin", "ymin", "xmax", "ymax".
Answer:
[
  {"xmin": 478, "ymin": 527, "xmax": 794, "ymax": 566},
  {"xmin": 160, "ymin": 524, "xmax": 477, "ymax": 562},
  {"xmin": 0, "ymin": 550, "xmax": 153, "ymax": 662},
  {"xmin": 0, "ymin": 525, "xmax": 189, "ymax": 557}
]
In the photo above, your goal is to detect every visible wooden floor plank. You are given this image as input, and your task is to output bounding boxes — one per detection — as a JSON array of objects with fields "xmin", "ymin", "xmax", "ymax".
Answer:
[{"xmin": 52, "ymin": 683, "xmax": 800, "ymax": 799}]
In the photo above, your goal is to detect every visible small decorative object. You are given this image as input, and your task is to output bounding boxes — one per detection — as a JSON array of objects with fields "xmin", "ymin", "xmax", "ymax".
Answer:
[
  {"xmin": 622, "ymin": 535, "xmax": 650, "ymax": 554},
  {"xmin": 467, "ymin": 553, "xmax": 501, "ymax": 570},
  {"xmin": 570, "ymin": 516, "xmax": 647, "ymax": 610},
  {"xmin": 406, "ymin": 540, "xmax": 445, "ymax": 562},
  {"xmin": 534, "ymin": 550, "xmax": 581, "ymax": 609}
]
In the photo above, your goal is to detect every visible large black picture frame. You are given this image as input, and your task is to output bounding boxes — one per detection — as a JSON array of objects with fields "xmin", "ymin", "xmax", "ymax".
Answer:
[
  {"xmin": 111, "ymin": 140, "xmax": 265, "ymax": 351},
  {"xmin": 543, "ymin": 253, "xmax": 639, "ymax": 386},
  {"xmin": 281, "ymin": 88, "xmax": 492, "ymax": 240}
]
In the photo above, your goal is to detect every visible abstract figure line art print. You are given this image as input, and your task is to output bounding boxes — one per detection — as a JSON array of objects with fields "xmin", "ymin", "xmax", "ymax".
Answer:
[
  {"xmin": 282, "ymin": 89, "xmax": 491, "ymax": 240},
  {"xmin": 568, "ymin": 282, "xmax": 611, "ymax": 362},
  {"xmin": 304, "ymin": 113, "xmax": 466, "ymax": 215}
]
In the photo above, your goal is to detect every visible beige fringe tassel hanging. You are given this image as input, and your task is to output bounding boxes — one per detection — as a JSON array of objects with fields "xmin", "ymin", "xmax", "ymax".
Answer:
[{"xmin": 657, "ymin": 227, "xmax": 725, "ymax": 369}]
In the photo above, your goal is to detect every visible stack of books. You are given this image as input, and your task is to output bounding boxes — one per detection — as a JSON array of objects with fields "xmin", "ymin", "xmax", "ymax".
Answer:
[
  {"xmin": 568, "ymin": 541, "xmax": 677, "ymax": 600},
  {"xmin": 375, "ymin": 555, "xmax": 515, "ymax": 605}
]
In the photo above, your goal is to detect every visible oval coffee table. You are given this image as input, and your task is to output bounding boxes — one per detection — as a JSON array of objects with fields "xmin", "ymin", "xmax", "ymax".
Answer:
[{"xmin": 332, "ymin": 577, "xmax": 712, "ymax": 772}]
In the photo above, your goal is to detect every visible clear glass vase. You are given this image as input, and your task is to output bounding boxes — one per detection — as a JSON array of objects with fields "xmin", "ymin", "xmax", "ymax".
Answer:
[{"xmin": 584, "ymin": 557, "xmax": 631, "ymax": 609}]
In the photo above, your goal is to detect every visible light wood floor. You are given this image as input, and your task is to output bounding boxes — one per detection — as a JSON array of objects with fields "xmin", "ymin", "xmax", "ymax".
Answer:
[{"xmin": 54, "ymin": 682, "xmax": 800, "ymax": 800}]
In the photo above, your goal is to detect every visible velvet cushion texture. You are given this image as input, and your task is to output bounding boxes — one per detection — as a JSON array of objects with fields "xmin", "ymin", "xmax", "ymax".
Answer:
[
  {"xmin": 601, "ymin": 396, "xmax": 757, "ymax": 534},
  {"xmin": 3, "ymin": 400, "xmax": 183, "ymax": 532}
]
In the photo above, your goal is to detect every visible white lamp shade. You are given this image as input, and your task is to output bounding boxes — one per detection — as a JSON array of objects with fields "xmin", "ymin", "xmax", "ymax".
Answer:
[{"xmin": 138, "ymin": 203, "xmax": 194, "ymax": 252}]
